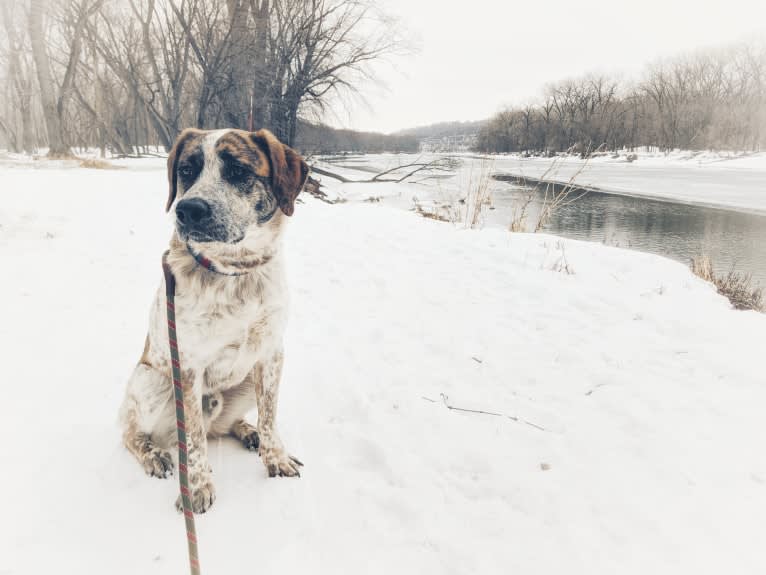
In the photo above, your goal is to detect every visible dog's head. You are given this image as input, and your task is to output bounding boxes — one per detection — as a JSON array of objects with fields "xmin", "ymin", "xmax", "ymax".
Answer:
[{"xmin": 165, "ymin": 128, "xmax": 308, "ymax": 248}]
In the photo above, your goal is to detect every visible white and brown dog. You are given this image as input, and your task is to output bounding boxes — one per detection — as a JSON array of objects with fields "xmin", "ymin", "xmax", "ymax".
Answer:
[{"xmin": 120, "ymin": 128, "xmax": 308, "ymax": 513}]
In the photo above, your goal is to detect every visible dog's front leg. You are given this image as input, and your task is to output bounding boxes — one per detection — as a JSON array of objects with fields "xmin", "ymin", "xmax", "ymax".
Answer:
[
  {"xmin": 175, "ymin": 372, "xmax": 216, "ymax": 513},
  {"xmin": 255, "ymin": 350, "xmax": 303, "ymax": 477}
]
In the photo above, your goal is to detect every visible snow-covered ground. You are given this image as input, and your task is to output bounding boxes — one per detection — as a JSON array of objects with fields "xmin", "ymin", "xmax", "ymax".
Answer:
[
  {"xmin": 2, "ymin": 159, "xmax": 766, "ymax": 574},
  {"xmin": 313, "ymin": 150, "xmax": 766, "ymax": 214}
]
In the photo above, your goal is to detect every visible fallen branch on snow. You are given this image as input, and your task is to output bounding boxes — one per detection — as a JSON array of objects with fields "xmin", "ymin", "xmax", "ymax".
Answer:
[
  {"xmin": 310, "ymin": 157, "xmax": 458, "ymax": 185},
  {"xmin": 302, "ymin": 175, "xmax": 347, "ymax": 205},
  {"xmin": 310, "ymin": 165, "xmax": 351, "ymax": 183}
]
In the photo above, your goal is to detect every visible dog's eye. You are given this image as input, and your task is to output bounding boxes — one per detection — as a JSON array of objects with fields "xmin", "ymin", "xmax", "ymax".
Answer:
[
  {"xmin": 178, "ymin": 165, "xmax": 193, "ymax": 179},
  {"xmin": 255, "ymin": 201, "xmax": 264, "ymax": 211},
  {"xmin": 230, "ymin": 165, "xmax": 247, "ymax": 179}
]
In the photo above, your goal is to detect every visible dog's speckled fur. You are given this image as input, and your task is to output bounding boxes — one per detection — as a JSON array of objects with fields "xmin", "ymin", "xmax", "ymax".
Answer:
[{"xmin": 120, "ymin": 129, "xmax": 308, "ymax": 513}]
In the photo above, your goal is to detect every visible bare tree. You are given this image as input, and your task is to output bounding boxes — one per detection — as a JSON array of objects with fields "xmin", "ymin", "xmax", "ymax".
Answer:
[
  {"xmin": 90, "ymin": 0, "xmax": 193, "ymax": 150},
  {"xmin": 172, "ymin": 0, "xmax": 398, "ymax": 144},
  {"xmin": 28, "ymin": 0, "xmax": 69, "ymax": 156},
  {"xmin": 27, "ymin": 0, "xmax": 104, "ymax": 157},
  {"xmin": 0, "ymin": 2, "xmax": 37, "ymax": 152}
]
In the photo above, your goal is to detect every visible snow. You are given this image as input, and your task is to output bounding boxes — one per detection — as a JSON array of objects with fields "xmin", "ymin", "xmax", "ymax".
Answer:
[
  {"xmin": 2, "ymin": 159, "xmax": 766, "ymax": 574},
  {"xmin": 313, "ymin": 150, "xmax": 766, "ymax": 214},
  {"xmin": 490, "ymin": 152, "xmax": 766, "ymax": 214}
]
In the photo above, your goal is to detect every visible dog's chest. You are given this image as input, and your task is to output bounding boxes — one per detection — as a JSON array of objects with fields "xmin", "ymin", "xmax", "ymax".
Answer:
[{"xmin": 173, "ymin": 290, "xmax": 278, "ymax": 389}]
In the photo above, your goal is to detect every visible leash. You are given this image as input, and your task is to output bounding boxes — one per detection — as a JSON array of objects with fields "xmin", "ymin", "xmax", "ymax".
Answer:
[{"xmin": 162, "ymin": 251, "xmax": 202, "ymax": 575}]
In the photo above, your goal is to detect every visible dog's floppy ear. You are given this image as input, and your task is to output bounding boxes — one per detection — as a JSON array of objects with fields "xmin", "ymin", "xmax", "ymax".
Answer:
[
  {"xmin": 251, "ymin": 129, "xmax": 309, "ymax": 217},
  {"xmin": 166, "ymin": 128, "xmax": 203, "ymax": 212}
]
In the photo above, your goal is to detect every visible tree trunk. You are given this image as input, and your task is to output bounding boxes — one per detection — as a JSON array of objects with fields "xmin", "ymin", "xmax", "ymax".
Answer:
[
  {"xmin": 0, "ymin": 117, "xmax": 19, "ymax": 152},
  {"xmin": 285, "ymin": 97, "xmax": 300, "ymax": 147},
  {"xmin": 222, "ymin": 0, "xmax": 252, "ymax": 128},
  {"xmin": 20, "ymin": 94, "xmax": 35, "ymax": 154},
  {"xmin": 1, "ymin": 1, "xmax": 33, "ymax": 153},
  {"xmin": 28, "ymin": 0, "xmax": 70, "ymax": 157},
  {"xmin": 250, "ymin": 0, "xmax": 270, "ymax": 130}
]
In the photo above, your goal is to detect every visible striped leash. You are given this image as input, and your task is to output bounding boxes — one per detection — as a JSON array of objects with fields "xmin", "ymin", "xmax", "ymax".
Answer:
[{"xmin": 162, "ymin": 252, "xmax": 202, "ymax": 575}]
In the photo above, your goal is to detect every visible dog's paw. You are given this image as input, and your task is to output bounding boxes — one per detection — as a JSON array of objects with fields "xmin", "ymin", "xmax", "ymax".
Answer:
[
  {"xmin": 142, "ymin": 448, "xmax": 174, "ymax": 479},
  {"xmin": 241, "ymin": 430, "xmax": 260, "ymax": 452},
  {"xmin": 230, "ymin": 420, "xmax": 260, "ymax": 452},
  {"xmin": 261, "ymin": 448, "xmax": 303, "ymax": 478},
  {"xmin": 175, "ymin": 480, "xmax": 216, "ymax": 514}
]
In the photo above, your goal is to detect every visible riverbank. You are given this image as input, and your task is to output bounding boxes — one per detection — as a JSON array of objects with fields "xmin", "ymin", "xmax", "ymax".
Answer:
[
  {"xmin": 311, "ymin": 152, "xmax": 766, "ymax": 286},
  {"xmin": 2, "ymin": 160, "xmax": 765, "ymax": 574}
]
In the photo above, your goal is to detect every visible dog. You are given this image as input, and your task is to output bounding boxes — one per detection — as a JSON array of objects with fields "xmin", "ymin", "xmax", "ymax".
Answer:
[{"xmin": 120, "ymin": 128, "xmax": 309, "ymax": 514}]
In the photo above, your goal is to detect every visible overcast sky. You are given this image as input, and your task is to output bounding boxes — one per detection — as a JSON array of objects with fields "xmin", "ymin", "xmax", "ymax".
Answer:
[{"xmin": 326, "ymin": 0, "xmax": 766, "ymax": 134}]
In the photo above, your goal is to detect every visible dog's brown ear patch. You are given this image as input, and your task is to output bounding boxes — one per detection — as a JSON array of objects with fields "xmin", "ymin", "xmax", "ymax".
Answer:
[
  {"xmin": 166, "ymin": 128, "xmax": 204, "ymax": 212},
  {"xmin": 251, "ymin": 129, "xmax": 309, "ymax": 216}
]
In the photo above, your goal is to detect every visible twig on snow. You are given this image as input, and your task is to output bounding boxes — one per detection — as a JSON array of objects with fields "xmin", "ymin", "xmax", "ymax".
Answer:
[
  {"xmin": 421, "ymin": 393, "xmax": 548, "ymax": 432},
  {"xmin": 439, "ymin": 393, "xmax": 503, "ymax": 417},
  {"xmin": 506, "ymin": 415, "xmax": 547, "ymax": 432},
  {"xmin": 584, "ymin": 383, "xmax": 610, "ymax": 396}
]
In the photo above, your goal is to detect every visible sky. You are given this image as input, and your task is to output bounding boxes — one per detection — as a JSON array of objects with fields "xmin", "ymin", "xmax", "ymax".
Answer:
[{"xmin": 325, "ymin": 0, "xmax": 766, "ymax": 134}]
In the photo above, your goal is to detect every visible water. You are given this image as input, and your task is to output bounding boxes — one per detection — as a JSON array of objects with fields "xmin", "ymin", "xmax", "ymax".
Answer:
[{"xmin": 484, "ymin": 183, "xmax": 766, "ymax": 286}]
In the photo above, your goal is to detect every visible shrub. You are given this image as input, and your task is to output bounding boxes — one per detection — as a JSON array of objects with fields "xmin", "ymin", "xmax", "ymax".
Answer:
[{"xmin": 691, "ymin": 256, "xmax": 763, "ymax": 312}]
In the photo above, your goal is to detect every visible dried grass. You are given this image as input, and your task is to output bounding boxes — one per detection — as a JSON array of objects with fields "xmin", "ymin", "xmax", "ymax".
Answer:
[
  {"xmin": 412, "ymin": 201, "xmax": 451, "ymax": 222},
  {"xmin": 464, "ymin": 157, "xmax": 494, "ymax": 229},
  {"xmin": 78, "ymin": 158, "xmax": 125, "ymax": 170},
  {"xmin": 691, "ymin": 255, "xmax": 763, "ymax": 312},
  {"xmin": 509, "ymin": 191, "xmax": 533, "ymax": 232}
]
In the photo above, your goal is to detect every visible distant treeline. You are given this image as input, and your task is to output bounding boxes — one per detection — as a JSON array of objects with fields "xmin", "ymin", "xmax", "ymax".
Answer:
[
  {"xmin": 295, "ymin": 122, "xmax": 419, "ymax": 154},
  {"xmin": 476, "ymin": 41, "xmax": 766, "ymax": 154}
]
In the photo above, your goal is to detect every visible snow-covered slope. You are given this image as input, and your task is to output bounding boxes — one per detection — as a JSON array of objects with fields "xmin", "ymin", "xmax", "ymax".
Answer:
[{"xmin": 1, "ymin": 162, "xmax": 765, "ymax": 574}]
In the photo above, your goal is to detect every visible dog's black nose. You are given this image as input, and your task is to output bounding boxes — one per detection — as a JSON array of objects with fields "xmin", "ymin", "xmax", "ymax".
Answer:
[{"xmin": 176, "ymin": 198, "xmax": 211, "ymax": 225}]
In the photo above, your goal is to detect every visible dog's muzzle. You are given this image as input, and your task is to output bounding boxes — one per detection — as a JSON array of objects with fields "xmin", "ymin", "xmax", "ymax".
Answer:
[{"xmin": 175, "ymin": 198, "xmax": 227, "ymax": 242}]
